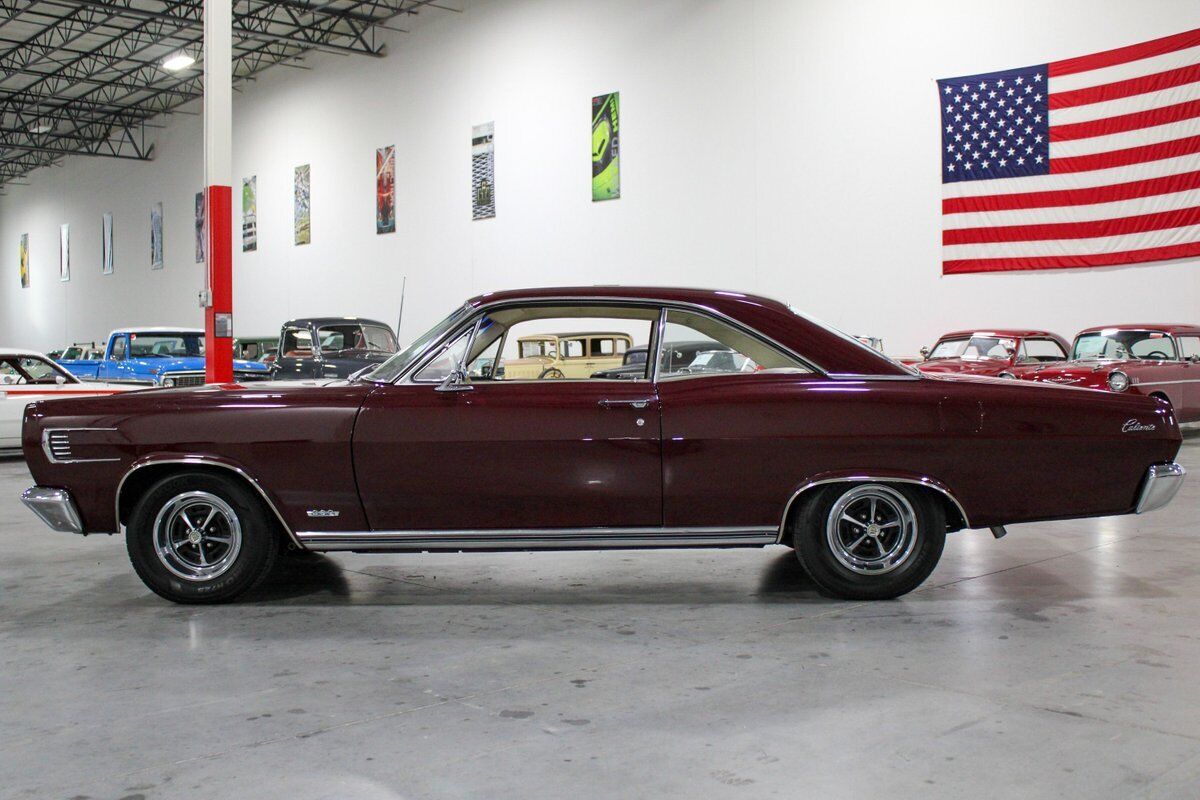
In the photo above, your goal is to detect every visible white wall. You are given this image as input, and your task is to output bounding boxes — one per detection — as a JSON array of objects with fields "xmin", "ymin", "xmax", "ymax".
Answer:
[{"xmin": 2, "ymin": 0, "xmax": 1198, "ymax": 358}]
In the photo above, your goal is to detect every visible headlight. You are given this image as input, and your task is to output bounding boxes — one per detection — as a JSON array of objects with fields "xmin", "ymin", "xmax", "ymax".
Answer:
[
  {"xmin": 997, "ymin": 372, "xmax": 1016, "ymax": 380},
  {"xmin": 161, "ymin": 377, "xmax": 175, "ymax": 387},
  {"xmin": 1107, "ymin": 370, "xmax": 1130, "ymax": 392}
]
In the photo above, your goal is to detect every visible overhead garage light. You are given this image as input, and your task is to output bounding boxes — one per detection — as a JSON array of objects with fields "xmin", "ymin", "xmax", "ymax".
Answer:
[
  {"xmin": 161, "ymin": 52, "xmax": 196, "ymax": 72},
  {"xmin": 28, "ymin": 120, "xmax": 54, "ymax": 134}
]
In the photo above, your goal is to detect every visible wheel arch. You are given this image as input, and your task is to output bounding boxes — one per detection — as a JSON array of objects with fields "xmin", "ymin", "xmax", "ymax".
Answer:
[
  {"xmin": 116, "ymin": 456, "xmax": 302, "ymax": 548},
  {"xmin": 778, "ymin": 473, "xmax": 970, "ymax": 545}
]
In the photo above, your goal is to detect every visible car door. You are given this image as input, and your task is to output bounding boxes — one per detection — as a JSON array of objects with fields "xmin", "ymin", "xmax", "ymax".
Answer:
[
  {"xmin": 273, "ymin": 326, "xmax": 316, "ymax": 380},
  {"xmin": 352, "ymin": 307, "xmax": 663, "ymax": 533},
  {"xmin": 100, "ymin": 334, "xmax": 136, "ymax": 382},
  {"xmin": 1175, "ymin": 334, "xmax": 1200, "ymax": 421}
]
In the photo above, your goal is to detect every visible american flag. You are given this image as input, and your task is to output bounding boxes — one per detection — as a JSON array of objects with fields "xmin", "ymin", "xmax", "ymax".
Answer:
[{"xmin": 938, "ymin": 28, "xmax": 1200, "ymax": 274}]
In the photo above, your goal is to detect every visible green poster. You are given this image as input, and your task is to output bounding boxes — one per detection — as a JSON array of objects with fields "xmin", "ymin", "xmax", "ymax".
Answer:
[{"xmin": 592, "ymin": 92, "xmax": 619, "ymax": 201}]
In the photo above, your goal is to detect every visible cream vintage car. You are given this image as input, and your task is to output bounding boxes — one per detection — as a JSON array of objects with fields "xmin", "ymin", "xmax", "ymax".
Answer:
[{"xmin": 501, "ymin": 332, "xmax": 634, "ymax": 379}]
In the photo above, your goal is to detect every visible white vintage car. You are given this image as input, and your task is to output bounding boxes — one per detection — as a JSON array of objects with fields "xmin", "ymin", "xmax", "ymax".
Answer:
[{"xmin": 0, "ymin": 349, "xmax": 135, "ymax": 455}]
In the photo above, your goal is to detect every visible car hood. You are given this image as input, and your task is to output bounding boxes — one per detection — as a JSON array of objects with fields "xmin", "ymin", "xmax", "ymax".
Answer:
[
  {"xmin": 319, "ymin": 349, "xmax": 394, "ymax": 364},
  {"xmin": 916, "ymin": 358, "xmax": 1010, "ymax": 376},
  {"xmin": 136, "ymin": 356, "xmax": 269, "ymax": 374},
  {"xmin": 1021, "ymin": 360, "xmax": 1124, "ymax": 386}
]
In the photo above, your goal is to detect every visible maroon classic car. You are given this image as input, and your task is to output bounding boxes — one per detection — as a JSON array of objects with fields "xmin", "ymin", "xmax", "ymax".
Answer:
[
  {"xmin": 914, "ymin": 329, "xmax": 1070, "ymax": 378},
  {"xmin": 20, "ymin": 288, "xmax": 1186, "ymax": 604},
  {"xmin": 1019, "ymin": 324, "xmax": 1200, "ymax": 424}
]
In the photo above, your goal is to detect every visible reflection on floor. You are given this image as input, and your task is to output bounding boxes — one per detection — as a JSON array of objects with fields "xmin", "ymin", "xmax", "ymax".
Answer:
[{"xmin": 1, "ymin": 436, "xmax": 1198, "ymax": 799}]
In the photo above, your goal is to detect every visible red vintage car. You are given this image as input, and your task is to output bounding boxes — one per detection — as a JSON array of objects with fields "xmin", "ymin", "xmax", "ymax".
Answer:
[
  {"xmin": 913, "ymin": 329, "xmax": 1070, "ymax": 378},
  {"xmin": 1018, "ymin": 324, "xmax": 1200, "ymax": 424},
  {"xmin": 19, "ymin": 288, "xmax": 1186, "ymax": 604}
]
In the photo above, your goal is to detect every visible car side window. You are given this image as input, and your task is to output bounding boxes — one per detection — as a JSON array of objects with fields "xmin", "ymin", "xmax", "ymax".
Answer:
[
  {"xmin": 281, "ymin": 328, "xmax": 312, "ymax": 358},
  {"xmin": 110, "ymin": 336, "xmax": 126, "ymax": 360},
  {"xmin": 1178, "ymin": 336, "xmax": 1200, "ymax": 360},
  {"xmin": 659, "ymin": 309, "xmax": 811, "ymax": 378},
  {"xmin": 561, "ymin": 339, "xmax": 585, "ymax": 359},
  {"xmin": 1020, "ymin": 338, "xmax": 1067, "ymax": 363},
  {"xmin": 414, "ymin": 329, "xmax": 471, "ymax": 383}
]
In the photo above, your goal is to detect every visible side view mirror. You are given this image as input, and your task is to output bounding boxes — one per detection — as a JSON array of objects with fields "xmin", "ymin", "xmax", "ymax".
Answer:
[
  {"xmin": 435, "ymin": 367, "xmax": 473, "ymax": 393},
  {"xmin": 919, "ymin": 346, "xmax": 930, "ymax": 359}
]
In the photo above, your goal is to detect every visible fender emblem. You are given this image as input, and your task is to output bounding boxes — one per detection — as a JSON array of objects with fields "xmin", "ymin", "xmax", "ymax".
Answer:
[
  {"xmin": 306, "ymin": 509, "xmax": 340, "ymax": 518},
  {"xmin": 1122, "ymin": 419, "xmax": 1156, "ymax": 433}
]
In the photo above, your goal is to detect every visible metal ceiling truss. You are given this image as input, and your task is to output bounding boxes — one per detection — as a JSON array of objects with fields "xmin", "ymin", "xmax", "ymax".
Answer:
[{"xmin": 0, "ymin": 0, "xmax": 445, "ymax": 186}]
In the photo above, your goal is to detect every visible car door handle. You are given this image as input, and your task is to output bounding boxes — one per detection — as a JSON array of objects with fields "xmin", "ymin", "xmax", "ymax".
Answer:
[{"xmin": 598, "ymin": 398, "xmax": 652, "ymax": 409}]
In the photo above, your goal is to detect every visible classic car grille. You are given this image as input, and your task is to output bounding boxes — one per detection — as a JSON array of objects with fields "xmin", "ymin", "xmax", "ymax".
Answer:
[
  {"xmin": 43, "ymin": 430, "xmax": 72, "ymax": 462},
  {"xmin": 164, "ymin": 371, "xmax": 269, "ymax": 386},
  {"xmin": 234, "ymin": 371, "xmax": 271, "ymax": 382},
  {"xmin": 170, "ymin": 374, "xmax": 206, "ymax": 387}
]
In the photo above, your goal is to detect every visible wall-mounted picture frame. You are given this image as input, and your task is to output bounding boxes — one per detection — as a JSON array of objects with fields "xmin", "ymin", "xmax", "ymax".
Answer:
[
  {"xmin": 471, "ymin": 122, "xmax": 495, "ymax": 220},
  {"xmin": 294, "ymin": 164, "xmax": 311, "ymax": 245},
  {"xmin": 59, "ymin": 223, "xmax": 70, "ymax": 282},
  {"xmin": 592, "ymin": 92, "xmax": 620, "ymax": 201},
  {"xmin": 150, "ymin": 202, "xmax": 164, "ymax": 269},
  {"xmin": 102, "ymin": 212, "xmax": 114, "ymax": 274},
  {"xmin": 377, "ymin": 146, "xmax": 396, "ymax": 234}
]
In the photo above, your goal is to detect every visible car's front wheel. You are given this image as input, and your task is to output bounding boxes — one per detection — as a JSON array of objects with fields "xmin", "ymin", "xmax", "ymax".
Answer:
[
  {"xmin": 793, "ymin": 483, "xmax": 945, "ymax": 600},
  {"xmin": 126, "ymin": 471, "xmax": 279, "ymax": 604}
]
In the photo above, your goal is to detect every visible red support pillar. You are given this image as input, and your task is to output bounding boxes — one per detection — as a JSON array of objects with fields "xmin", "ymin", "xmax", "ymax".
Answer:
[{"xmin": 204, "ymin": 184, "xmax": 233, "ymax": 383}]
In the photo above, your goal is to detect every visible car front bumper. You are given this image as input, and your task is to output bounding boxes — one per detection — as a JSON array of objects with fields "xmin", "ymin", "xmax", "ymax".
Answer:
[
  {"xmin": 21, "ymin": 487, "xmax": 84, "ymax": 534},
  {"xmin": 1135, "ymin": 463, "xmax": 1186, "ymax": 514}
]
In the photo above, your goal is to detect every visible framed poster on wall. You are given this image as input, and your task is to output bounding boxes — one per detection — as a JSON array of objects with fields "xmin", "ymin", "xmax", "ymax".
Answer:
[
  {"xmin": 102, "ymin": 212, "xmax": 114, "ymax": 274},
  {"xmin": 242, "ymin": 176, "xmax": 257, "ymax": 252},
  {"xmin": 59, "ymin": 224, "xmax": 70, "ymax": 282},
  {"xmin": 294, "ymin": 164, "xmax": 311, "ymax": 245},
  {"xmin": 592, "ymin": 92, "xmax": 620, "ymax": 201},
  {"xmin": 150, "ymin": 202, "xmax": 164, "ymax": 269},
  {"xmin": 195, "ymin": 191, "xmax": 206, "ymax": 264},
  {"xmin": 19, "ymin": 233, "xmax": 29, "ymax": 289},
  {"xmin": 377, "ymin": 146, "xmax": 396, "ymax": 234},
  {"xmin": 471, "ymin": 122, "xmax": 495, "ymax": 220}
]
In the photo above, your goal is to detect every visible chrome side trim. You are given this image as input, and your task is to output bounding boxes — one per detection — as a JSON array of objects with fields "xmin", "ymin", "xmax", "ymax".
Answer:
[
  {"xmin": 22, "ymin": 486, "xmax": 84, "ymax": 534},
  {"xmin": 115, "ymin": 457, "xmax": 303, "ymax": 547},
  {"xmin": 776, "ymin": 476, "xmax": 972, "ymax": 542},
  {"xmin": 297, "ymin": 526, "xmax": 776, "ymax": 551},
  {"xmin": 41, "ymin": 427, "xmax": 121, "ymax": 464},
  {"xmin": 1135, "ymin": 462, "xmax": 1186, "ymax": 514}
]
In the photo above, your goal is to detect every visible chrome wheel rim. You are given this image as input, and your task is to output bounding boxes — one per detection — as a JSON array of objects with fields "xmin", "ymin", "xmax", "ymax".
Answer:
[
  {"xmin": 825, "ymin": 485, "xmax": 917, "ymax": 576},
  {"xmin": 152, "ymin": 491, "xmax": 243, "ymax": 582}
]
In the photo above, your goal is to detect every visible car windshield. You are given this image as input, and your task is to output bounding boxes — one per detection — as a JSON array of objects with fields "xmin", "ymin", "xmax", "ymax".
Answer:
[
  {"xmin": 129, "ymin": 333, "xmax": 204, "ymax": 358},
  {"xmin": 1072, "ymin": 330, "xmax": 1178, "ymax": 361},
  {"xmin": 928, "ymin": 336, "xmax": 1014, "ymax": 360},
  {"xmin": 363, "ymin": 304, "xmax": 474, "ymax": 382}
]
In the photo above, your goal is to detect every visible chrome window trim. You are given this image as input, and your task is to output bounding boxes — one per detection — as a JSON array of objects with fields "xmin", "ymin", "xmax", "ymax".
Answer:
[
  {"xmin": 395, "ymin": 296, "xmax": 838, "ymax": 386},
  {"xmin": 776, "ymin": 476, "xmax": 972, "ymax": 543},
  {"xmin": 41, "ymin": 427, "xmax": 120, "ymax": 464},
  {"xmin": 297, "ymin": 526, "xmax": 777, "ymax": 551},
  {"xmin": 115, "ymin": 457, "xmax": 303, "ymax": 547}
]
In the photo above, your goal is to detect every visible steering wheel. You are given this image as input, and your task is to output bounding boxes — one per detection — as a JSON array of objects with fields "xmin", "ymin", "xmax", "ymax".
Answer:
[{"xmin": 1144, "ymin": 350, "xmax": 1169, "ymax": 360}]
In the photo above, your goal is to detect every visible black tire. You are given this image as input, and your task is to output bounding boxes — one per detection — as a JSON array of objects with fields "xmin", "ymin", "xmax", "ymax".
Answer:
[
  {"xmin": 126, "ymin": 471, "xmax": 279, "ymax": 604},
  {"xmin": 792, "ymin": 483, "xmax": 945, "ymax": 601}
]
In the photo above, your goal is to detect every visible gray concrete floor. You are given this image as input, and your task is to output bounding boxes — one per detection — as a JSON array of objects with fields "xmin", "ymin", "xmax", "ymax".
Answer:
[{"xmin": 1, "ymin": 439, "xmax": 1198, "ymax": 800}]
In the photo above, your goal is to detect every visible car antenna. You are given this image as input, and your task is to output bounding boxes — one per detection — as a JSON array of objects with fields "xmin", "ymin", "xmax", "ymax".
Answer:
[{"xmin": 396, "ymin": 275, "xmax": 407, "ymax": 339}]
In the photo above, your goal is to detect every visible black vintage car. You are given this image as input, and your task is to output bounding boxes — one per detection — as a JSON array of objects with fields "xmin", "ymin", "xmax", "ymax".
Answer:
[
  {"xmin": 590, "ymin": 340, "xmax": 733, "ymax": 379},
  {"xmin": 272, "ymin": 317, "xmax": 399, "ymax": 380}
]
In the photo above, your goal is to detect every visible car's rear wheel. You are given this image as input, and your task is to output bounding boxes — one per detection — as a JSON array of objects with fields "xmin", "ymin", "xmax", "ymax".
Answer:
[
  {"xmin": 793, "ymin": 483, "xmax": 945, "ymax": 600},
  {"xmin": 126, "ymin": 471, "xmax": 279, "ymax": 604},
  {"xmin": 538, "ymin": 367, "xmax": 565, "ymax": 379}
]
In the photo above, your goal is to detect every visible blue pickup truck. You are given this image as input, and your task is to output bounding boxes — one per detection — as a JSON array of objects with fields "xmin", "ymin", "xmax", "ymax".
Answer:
[{"xmin": 59, "ymin": 327, "xmax": 272, "ymax": 386}]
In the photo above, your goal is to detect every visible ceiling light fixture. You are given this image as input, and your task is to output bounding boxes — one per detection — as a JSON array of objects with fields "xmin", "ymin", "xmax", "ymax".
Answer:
[
  {"xmin": 28, "ymin": 120, "xmax": 54, "ymax": 134},
  {"xmin": 161, "ymin": 53, "xmax": 196, "ymax": 71}
]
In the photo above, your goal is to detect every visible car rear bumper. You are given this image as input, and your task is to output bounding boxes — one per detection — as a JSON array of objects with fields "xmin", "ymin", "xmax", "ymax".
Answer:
[
  {"xmin": 1135, "ymin": 462, "xmax": 1186, "ymax": 514},
  {"xmin": 21, "ymin": 486, "xmax": 84, "ymax": 534}
]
